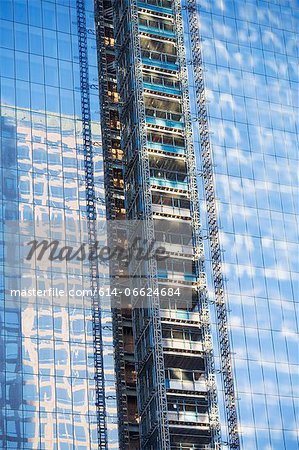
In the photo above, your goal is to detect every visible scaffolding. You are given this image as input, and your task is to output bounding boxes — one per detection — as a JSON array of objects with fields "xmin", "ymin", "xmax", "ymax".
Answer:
[
  {"xmin": 94, "ymin": 0, "xmax": 131, "ymax": 448},
  {"xmin": 186, "ymin": 1, "xmax": 240, "ymax": 448},
  {"xmin": 115, "ymin": 0, "xmax": 171, "ymax": 448},
  {"xmin": 76, "ymin": 1, "xmax": 108, "ymax": 448},
  {"xmin": 95, "ymin": 0, "xmax": 230, "ymax": 448},
  {"xmin": 172, "ymin": 0, "xmax": 221, "ymax": 446}
]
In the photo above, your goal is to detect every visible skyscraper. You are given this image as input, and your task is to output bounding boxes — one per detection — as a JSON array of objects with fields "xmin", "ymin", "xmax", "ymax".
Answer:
[
  {"xmin": 97, "ymin": 0, "xmax": 220, "ymax": 448},
  {"xmin": 0, "ymin": 1, "xmax": 297, "ymax": 450}
]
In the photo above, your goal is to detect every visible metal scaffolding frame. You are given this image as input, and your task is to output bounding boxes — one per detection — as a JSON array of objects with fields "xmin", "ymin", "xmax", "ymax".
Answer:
[
  {"xmin": 94, "ymin": 1, "xmax": 130, "ymax": 448},
  {"xmin": 95, "ymin": 0, "xmax": 236, "ymax": 448},
  {"xmin": 172, "ymin": 0, "xmax": 221, "ymax": 447},
  {"xmin": 122, "ymin": 1, "xmax": 171, "ymax": 448},
  {"xmin": 113, "ymin": 0, "xmax": 170, "ymax": 450},
  {"xmin": 186, "ymin": 1, "xmax": 240, "ymax": 448},
  {"xmin": 76, "ymin": 1, "xmax": 108, "ymax": 448},
  {"xmin": 95, "ymin": 1, "xmax": 117, "ymax": 215}
]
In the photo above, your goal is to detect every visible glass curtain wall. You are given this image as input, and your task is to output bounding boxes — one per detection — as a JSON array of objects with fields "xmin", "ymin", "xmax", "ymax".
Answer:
[
  {"xmin": 185, "ymin": 0, "xmax": 298, "ymax": 448},
  {"xmin": 0, "ymin": 0, "xmax": 118, "ymax": 448}
]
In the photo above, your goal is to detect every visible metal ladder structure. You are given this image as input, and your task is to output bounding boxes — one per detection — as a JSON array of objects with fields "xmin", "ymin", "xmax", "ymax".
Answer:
[
  {"xmin": 172, "ymin": 0, "xmax": 221, "ymax": 446},
  {"xmin": 186, "ymin": 1, "xmax": 240, "ymax": 448},
  {"xmin": 76, "ymin": 1, "xmax": 108, "ymax": 448}
]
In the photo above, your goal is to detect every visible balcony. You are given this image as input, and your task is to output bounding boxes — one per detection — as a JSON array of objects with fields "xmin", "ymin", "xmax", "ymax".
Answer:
[
  {"xmin": 138, "ymin": 1, "xmax": 172, "ymax": 14},
  {"xmin": 160, "ymin": 309, "xmax": 200, "ymax": 322},
  {"xmin": 147, "ymin": 141, "xmax": 185, "ymax": 155},
  {"xmin": 141, "ymin": 50, "xmax": 178, "ymax": 71},
  {"xmin": 156, "ymin": 241, "xmax": 193, "ymax": 256},
  {"xmin": 158, "ymin": 270, "xmax": 196, "ymax": 282},
  {"xmin": 152, "ymin": 204, "xmax": 191, "ymax": 218},
  {"xmin": 139, "ymin": 24, "xmax": 176, "ymax": 39},
  {"xmin": 168, "ymin": 411, "xmax": 209, "ymax": 425},
  {"xmin": 143, "ymin": 81, "xmax": 181, "ymax": 97},
  {"xmin": 166, "ymin": 378, "xmax": 207, "ymax": 393},
  {"xmin": 150, "ymin": 177, "xmax": 188, "ymax": 191},
  {"xmin": 163, "ymin": 338, "xmax": 203, "ymax": 352},
  {"xmin": 146, "ymin": 115, "xmax": 184, "ymax": 130}
]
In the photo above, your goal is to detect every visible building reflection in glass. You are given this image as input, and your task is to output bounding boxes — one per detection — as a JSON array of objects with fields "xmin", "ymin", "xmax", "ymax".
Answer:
[
  {"xmin": 188, "ymin": 1, "xmax": 298, "ymax": 448},
  {"xmin": 0, "ymin": 0, "xmax": 118, "ymax": 448}
]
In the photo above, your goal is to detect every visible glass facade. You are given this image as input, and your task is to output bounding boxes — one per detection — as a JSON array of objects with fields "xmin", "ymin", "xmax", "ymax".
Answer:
[
  {"xmin": 0, "ymin": 0, "xmax": 298, "ymax": 449},
  {"xmin": 186, "ymin": 0, "xmax": 298, "ymax": 448},
  {"xmin": 0, "ymin": 0, "xmax": 118, "ymax": 448}
]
